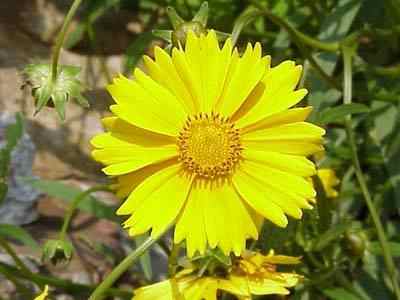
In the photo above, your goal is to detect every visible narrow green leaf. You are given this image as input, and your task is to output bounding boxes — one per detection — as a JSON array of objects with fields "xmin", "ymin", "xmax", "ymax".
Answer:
[
  {"xmin": 24, "ymin": 178, "xmax": 118, "ymax": 222},
  {"xmin": 319, "ymin": 104, "xmax": 369, "ymax": 124},
  {"xmin": 5, "ymin": 113, "xmax": 24, "ymax": 150},
  {"xmin": 166, "ymin": 6, "xmax": 185, "ymax": 30},
  {"xmin": 369, "ymin": 241, "xmax": 400, "ymax": 256},
  {"xmin": 124, "ymin": 32, "xmax": 154, "ymax": 74},
  {"xmin": 0, "ymin": 224, "xmax": 39, "ymax": 250},
  {"xmin": 192, "ymin": 2, "xmax": 208, "ymax": 26},
  {"xmin": 231, "ymin": 9, "xmax": 261, "ymax": 46},
  {"xmin": 322, "ymin": 288, "xmax": 361, "ymax": 300},
  {"xmin": 0, "ymin": 182, "xmax": 7, "ymax": 204},
  {"xmin": 0, "ymin": 150, "xmax": 10, "ymax": 178},
  {"xmin": 312, "ymin": 222, "xmax": 351, "ymax": 251},
  {"xmin": 135, "ymin": 234, "xmax": 153, "ymax": 280}
]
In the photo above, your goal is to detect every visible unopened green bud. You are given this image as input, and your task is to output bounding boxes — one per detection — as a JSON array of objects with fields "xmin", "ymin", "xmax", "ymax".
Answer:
[
  {"xmin": 22, "ymin": 63, "xmax": 89, "ymax": 120},
  {"xmin": 172, "ymin": 21, "xmax": 207, "ymax": 47},
  {"xmin": 42, "ymin": 239, "xmax": 73, "ymax": 266},
  {"xmin": 344, "ymin": 231, "xmax": 367, "ymax": 258}
]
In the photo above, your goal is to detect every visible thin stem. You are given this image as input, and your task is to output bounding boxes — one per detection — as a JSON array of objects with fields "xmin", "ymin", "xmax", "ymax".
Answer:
[
  {"xmin": 342, "ymin": 45, "xmax": 400, "ymax": 300},
  {"xmin": 169, "ymin": 242, "xmax": 184, "ymax": 300},
  {"xmin": 89, "ymin": 236, "xmax": 157, "ymax": 300},
  {"xmin": 51, "ymin": 0, "xmax": 83, "ymax": 82},
  {"xmin": 249, "ymin": 1, "xmax": 339, "ymax": 52},
  {"xmin": 0, "ymin": 262, "xmax": 132, "ymax": 299},
  {"xmin": 0, "ymin": 264, "xmax": 33, "ymax": 297},
  {"xmin": 0, "ymin": 236, "xmax": 33, "ymax": 277},
  {"xmin": 59, "ymin": 185, "xmax": 110, "ymax": 241}
]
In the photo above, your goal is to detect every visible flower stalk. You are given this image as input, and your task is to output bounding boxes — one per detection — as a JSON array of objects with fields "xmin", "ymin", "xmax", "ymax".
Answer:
[
  {"xmin": 88, "ymin": 236, "xmax": 157, "ymax": 300},
  {"xmin": 51, "ymin": 0, "xmax": 83, "ymax": 83},
  {"xmin": 341, "ymin": 44, "xmax": 400, "ymax": 300}
]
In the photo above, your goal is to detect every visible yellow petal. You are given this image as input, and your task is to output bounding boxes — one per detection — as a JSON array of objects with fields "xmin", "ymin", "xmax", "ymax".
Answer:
[
  {"xmin": 236, "ymin": 61, "xmax": 306, "ymax": 127},
  {"xmin": 242, "ymin": 149, "xmax": 316, "ymax": 177},
  {"xmin": 233, "ymin": 170, "xmax": 288, "ymax": 227},
  {"xmin": 174, "ymin": 182, "xmax": 208, "ymax": 257},
  {"xmin": 107, "ymin": 74, "xmax": 186, "ymax": 136},
  {"xmin": 241, "ymin": 160, "xmax": 316, "ymax": 199},
  {"xmin": 94, "ymin": 117, "xmax": 175, "ymax": 147},
  {"xmin": 92, "ymin": 145, "xmax": 177, "ymax": 175},
  {"xmin": 240, "ymin": 107, "xmax": 313, "ymax": 134},
  {"xmin": 217, "ymin": 43, "xmax": 268, "ymax": 117},
  {"xmin": 34, "ymin": 285, "xmax": 49, "ymax": 300},
  {"xmin": 144, "ymin": 47, "xmax": 195, "ymax": 114},
  {"xmin": 113, "ymin": 159, "xmax": 177, "ymax": 198},
  {"xmin": 118, "ymin": 164, "xmax": 192, "ymax": 238},
  {"xmin": 202, "ymin": 181, "xmax": 258, "ymax": 255},
  {"xmin": 242, "ymin": 122, "xmax": 325, "ymax": 142}
]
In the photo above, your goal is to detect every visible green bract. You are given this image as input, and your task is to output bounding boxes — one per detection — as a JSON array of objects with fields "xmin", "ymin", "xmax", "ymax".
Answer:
[
  {"xmin": 23, "ymin": 64, "xmax": 89, "ymax": 120},
  {"xmin": 42, "ymin": 239, "xmax": 74, "ymax": 266}
]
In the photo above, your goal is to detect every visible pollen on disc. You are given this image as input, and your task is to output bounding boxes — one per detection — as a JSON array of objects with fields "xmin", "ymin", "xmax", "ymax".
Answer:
[{"xmin": 178, "ymin": 113, "xmax": 242, "ymax": 178}]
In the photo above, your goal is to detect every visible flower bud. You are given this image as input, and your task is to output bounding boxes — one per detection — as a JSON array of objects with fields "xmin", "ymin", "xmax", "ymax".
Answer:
[
  {"xmin": 344, "ymin": 231, "xmax": 367, "ymax": 258},
  {"xmin": 42, "ymin": 239, "xmax": 73, "ymax": 266},
  {"xmin": 172, "ymin": 21, "xmax": 207, "ymax": 47}
]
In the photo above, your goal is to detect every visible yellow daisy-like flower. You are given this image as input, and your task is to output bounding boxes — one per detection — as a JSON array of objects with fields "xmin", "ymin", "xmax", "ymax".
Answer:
[
  {"xmin": 317, "ymin": 168, "xmax": 339, "ymax": 198},
  {"xmin": 91, "ymin": 30, "xmax": 325, "ymax": 256},
  {"xmin": 133, "ymin": 250, "xmax": 301, "ymax": 300},
  {"xmin": 33, "ymin": 285, "xmax": 49, "ymax": 300}
]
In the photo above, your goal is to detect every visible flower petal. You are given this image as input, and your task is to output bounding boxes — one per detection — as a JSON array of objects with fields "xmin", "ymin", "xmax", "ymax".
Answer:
[
  {"xmin": 242, "ymin": 149, "xmax": 316, "ymax": 177},
  {"xmin": 216, "ymin": 43, "xmax": 269, "ymax": 117},
  {"xmin": 117, "ymin": 164, "xmax": 192, "ymax": 238},
  {"xmin": 201, "ymin": 181, "xmax": 258, "ymax": 255},
  {"xmin": 144, "ymin": 47, "xmax": 196, "ymax": 114},
  {"xmin": 171, "ymin": 30, "xmax": 233, "ymax": 113},
  {"xmin": 233, "ymin": 170, "xmax": 288, "ymax": 227},
  {"xmin": 107, "ymin": 73, "xmax": 186, "ymax": 136},
  {"xmin": 236, "ymin": 61, "xmax": 306, "ymax": 128}
]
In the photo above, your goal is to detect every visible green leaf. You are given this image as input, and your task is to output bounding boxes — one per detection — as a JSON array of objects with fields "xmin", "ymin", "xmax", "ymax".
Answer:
[
  {"xmin": 231, "ymin": 9, "xmax": 261, "ymax": 46},
  {"xmin": 0, "ymin": 224, "xmax": 39, "ymax": 250},
  {"xmin": 318, "ymin": 104, "xmax": 370, "ymax": 124},
  {"xmin": 124, "ymin": 32, "xmax": 154, "ymax": 74},
  {"xmin": 322, "ymin": 288, "xmax": 361, "ymax": 300},
  {"xmin": 24, "ymin": 178, "xmax": 118, "ymax": 222},
  {"xmin": 369, "ymin": 241, "xmax": 400, "ymax": 256},
  {"xmin": 0, "ymin": 182, "xmax": 7, "ymax": 204},
  {"xmin": 5, "ymin": 113, "xmax": 24, "ymax": 150},
  {"xmin": 0, "ymin": 150, "xmax": 10, "ymax": 178},
  {"xmin": 312, "ymin": 222, "xmax": 352, "ymax": 251},
  {"xmin": 166, "ymin": 6, "xmax": 185, "ymax": 30},
  {"xmin": 192, "ymin": 2, "xmax": 209, "ymax": 27},
  {"xmin": 135, "ymin": 234, "xmax": 153, "ymax": 280}
]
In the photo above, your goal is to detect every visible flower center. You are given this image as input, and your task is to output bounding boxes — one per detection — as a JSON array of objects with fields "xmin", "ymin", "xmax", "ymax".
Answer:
[{"xmin": 178, "ymin": 112, "xmax": 242, "ymax": 178}]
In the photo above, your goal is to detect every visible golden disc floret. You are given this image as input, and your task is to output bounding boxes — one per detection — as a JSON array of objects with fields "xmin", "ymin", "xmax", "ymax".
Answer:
[{"xmin": 177, "ymin": 112, "xmax": 241, "ymax": 178}]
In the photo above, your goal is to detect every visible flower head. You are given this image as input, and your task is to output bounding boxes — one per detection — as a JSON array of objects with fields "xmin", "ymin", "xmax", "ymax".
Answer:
[
  {"xmin": 91, "ymin": 30, "xmax": 325, "ymax": 256},
  {"xmin": 23, "ymin": 64, "xmax": 89, "ymax": 120},
  {"xmin": 133, "ymin": 250, "xmax": 301, "ymax": 300}
]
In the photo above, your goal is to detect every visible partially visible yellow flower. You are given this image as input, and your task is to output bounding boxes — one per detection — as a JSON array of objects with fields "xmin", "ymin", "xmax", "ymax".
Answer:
[
  {"xmin": 133, "ymin": 251, "xmax": 301, "ymax": 300},
  {"xmin": 91, "ymin": 30, "xmax": 325, "ymax": 256},
  {"xmin": 317, "ymin": 168, "xmax": 339, "ymax": 198},
  {"xmin": 34, "ymin": 285, "xmax": 49, "ymax": 300}
]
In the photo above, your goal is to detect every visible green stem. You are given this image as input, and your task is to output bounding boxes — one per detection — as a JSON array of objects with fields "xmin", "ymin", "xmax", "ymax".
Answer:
[
  {"xmin": 51, "ymin": 0, "xmax": 83, "ymax": 82},
  {"xmin": 169, "ymin": 242, "xmax": 184, "ymax": 300},
  {"xmin": 89, "ymin": 236, "xmax": 157, "ymax": 300},
  {"xmin": 0, "ymin": 263, "xmax": 32, "ymax": 297},
  {"xmin": 249, "ymin": 1, "xmax": 340, "ymax": 52},
  {"xmin": 59, "ymin": 185, "xmax": 110, "ymax": 241},
  {"xmin": 342, "ymin": 45, "xmax": 400, "ymax": 300},
  {"xmin": 0, "ymin": 262, "xmax": 132, "ymax": 299},
  {"xmin": 0, "ymin": 236, "xmax": 33, "ymax": 278}
]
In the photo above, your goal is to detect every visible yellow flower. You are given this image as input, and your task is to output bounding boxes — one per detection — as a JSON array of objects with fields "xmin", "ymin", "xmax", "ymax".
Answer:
[
  {"xmin": 91, "ymin": 30, "xmax": 325, "ymax": 256},
  {"xmin": 133, "ymin": 251, "xmax": 301, "ymax": 300},
  {"xmin": 34, "ymin": 285, "xmax": 49, "ymax": 300},
  {"xmin": 317, "ymin": 168, "xmax": 339, "ymax": 198}
]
